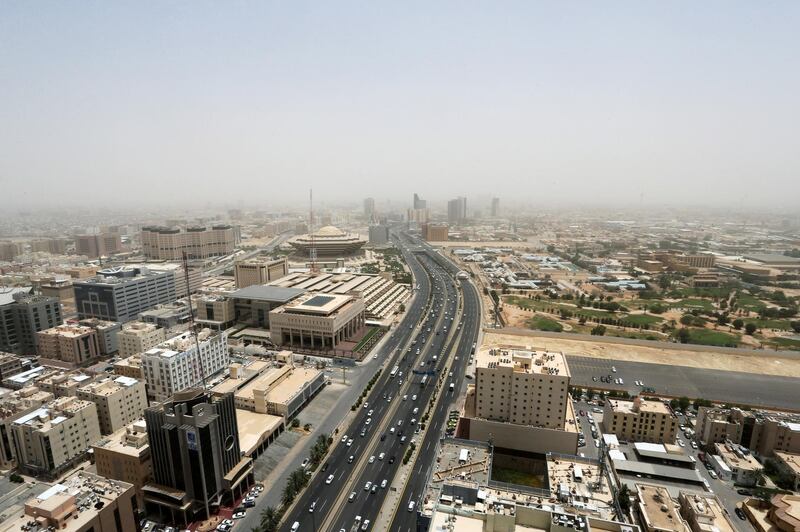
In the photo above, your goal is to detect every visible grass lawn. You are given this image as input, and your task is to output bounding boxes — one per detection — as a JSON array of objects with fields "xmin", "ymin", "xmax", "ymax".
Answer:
[
  {"xmin": 526, "ymin": 315, "xmax": 563, "ymax": 332},
  {"xmin": 671, "ymin": 298, "xmax": 715, "ymax": 311},
  {"xmin": 606, "ymin": 330, "xmax": 666, "ymax": 341},
  {"xmin": 736, "ymin": 292, "xmax": 766, "ymax": 311},
  {"xmin": 687, "ymin": 328, "xmax": 740, "ymax": 347},
  {"xmin": 744, "ymin": 318, "xmax": 792, "ymax": 330},
  {"xmin": 619, "ymin": 314, "xmax": 663, "ymax": 326},
  {"xmin": 504, "ymin": 296, "xmax": 610, "ymax": 319},
  {"xmin": 491, "ymin": 466, "xmax": 546, "ymax": 488},
  {"xmin": 765, "ymin": 337, "xmax": 800, "ymax": 350},
  {"xmin": 353, "ymin": 327, "xmax": 380, "ymax": 352}
]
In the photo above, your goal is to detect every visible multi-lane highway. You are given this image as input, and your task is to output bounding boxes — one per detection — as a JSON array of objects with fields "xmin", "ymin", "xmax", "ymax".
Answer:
[{"xmin": 280, "ymin": 236, "xmax": 473, "ymax": 531}]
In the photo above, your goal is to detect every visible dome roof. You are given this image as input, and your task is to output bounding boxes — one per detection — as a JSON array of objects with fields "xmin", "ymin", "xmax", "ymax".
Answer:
[{"xmin": 314, "ymin": 225, "xmax": 346, "ymax": 237}]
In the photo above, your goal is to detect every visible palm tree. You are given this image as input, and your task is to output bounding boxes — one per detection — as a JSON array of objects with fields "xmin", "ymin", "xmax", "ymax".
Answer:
[{"xmin": 260, "ymin": 506, "xmax": 280, "ymax": 532}]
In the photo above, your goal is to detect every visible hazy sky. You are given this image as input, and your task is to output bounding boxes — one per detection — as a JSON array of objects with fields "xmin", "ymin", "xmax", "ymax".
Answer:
[{"xmin": 1, "ymin": 2, "xmax": 798, "ymax": 209}]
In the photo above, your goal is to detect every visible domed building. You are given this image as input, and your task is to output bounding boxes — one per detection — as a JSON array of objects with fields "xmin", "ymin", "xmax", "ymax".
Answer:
[{"xmin": 289, "ymin": 226, "xmax": 367, "ymax": 257}]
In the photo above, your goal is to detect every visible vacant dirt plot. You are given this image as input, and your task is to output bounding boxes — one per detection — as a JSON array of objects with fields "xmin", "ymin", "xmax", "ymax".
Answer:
[{"xmin": 482, "ymin": 330, "xmax": 800, "ymax": 378}]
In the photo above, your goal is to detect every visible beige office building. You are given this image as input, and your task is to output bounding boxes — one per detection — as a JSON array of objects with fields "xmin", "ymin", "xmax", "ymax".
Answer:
[
  {"xmin": 10, "ymin": 396, "xmax": 102, "ymax": 477},
  {"xmin": 36, "ymin": 325, "xmax": 101, "ymax": 365},
  {"xmin": 423, "ymin": 223, "xmax": 449, "ymax": 242},
  {"xmin": 77, "ymin": 376, "xmax": 147, "ymax": 434},
  {"xmin": 234, "ymin": 257, "xmax": 289, "ymax": 288},
  {"xmin": 0, "ymin": 471, "xmax": 137, "ymax": 532},
  {"xmin": 474, "ymin": 348, "xmax": 570, "ymax": 429},
  {"xmin": 118, "ymin": 321, "xmax": 166, "ymax": 358},
  {"xmin": 93, "ymin": 419, "xmax": 152, "ymax": 506},
  {"xmin": 270, "ymin": 293, "xmax": 366, "ymax": 350},
  {"xmin": 196, "ymin": 295, "xmax": 236, "ymax": 329},
  {"xmin": 602, "ymin": 397, "xmax": 679, "ymax": 444},
  {"xmin": 74, "ymin": 232, "xmax": 122, "ymax": 258},
  {"xmin": 695, "ymin": 406, "xmax": 800, "ymax": 457},
  {"xmin": 140, "ymin": 225, "xmax": 236, "ymax": 260}
]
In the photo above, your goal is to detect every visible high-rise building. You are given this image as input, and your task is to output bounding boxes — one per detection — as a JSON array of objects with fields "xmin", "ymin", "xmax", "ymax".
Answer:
[
  {"xmin": 93, "ymin": 419, "xmax": 152, "ymax": 507},
  {"xmin": 368, "ymin": 224, "xmax": 390, "ymax": 245},
  {"xmin": 234, "ymin": 256, "xmax": 289, "ymax": 288},
  {"xmin": 491, "ymin": 197, "xmax": 500, "ymax": 217},
  {"xmin": 602, "ymin": 397, "xmax": 679, "ymax": 444},
  {"xmin": 0, "ymin": 288, "xmax": 63, "ymax": 355},
  {"xmin": 422, "ymin": 223, "xmax": 449, "ymax": 242},
  {"xmin": 77, "ymin": 376, "xmax": 147, "ymax": 434},
  {"xmin": 0, "ymin": 241, "xmax": 22, "ymax": 261},
  {"xmin": 448, "ymin": 196, "xmax": 468, "ymax": 224},
  {"xmin": 141, "ymin": 329, "xmax": 229, "ymax": 402},
  {"xmin": 10, "ymin": 396, "xmax": 101, "ymax": 478},
  {"xmin": 363, "ymin": 197, "xmax": 376, "ymax": 220},
  {"xmin": 74, "ymin": 232, "xmax": 122, "ymax": 258},
  {"xmin": 73, "ymin": 267, "xmax": 176, "ymax": 323},
  {"xmin": 118, "ymin": 321, "xmax": 167, "ymax": 358},
  {"xmin": 143, "ymin": 390, "xmax": 252, "ymax": 525},
  {"xmin": 30, "ymin": 238, "xmax": 69, "ymax": 254},
  {"xmin": 140, "ymin": 225, "xmax": 236, "ymax": 260},
  {"xmin": 36, "ymin": 324, "xmax": 101, "ymax": 364},
  {"xmin": 413, "ymin": 193, "xmax": 427, "ymax": 210}
]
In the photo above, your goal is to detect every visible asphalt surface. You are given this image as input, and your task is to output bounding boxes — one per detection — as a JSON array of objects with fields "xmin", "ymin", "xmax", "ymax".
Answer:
[
  {"xmin": 567, "ymin": 355, "xmax": 800, "ymax": 410},
  {"xmin": 280, "ymin": 237, "xmax": 462, "ymax": 531},
  {"xmin": 387, "ymin": 247, "xmax": 481, "ymax": 532}
]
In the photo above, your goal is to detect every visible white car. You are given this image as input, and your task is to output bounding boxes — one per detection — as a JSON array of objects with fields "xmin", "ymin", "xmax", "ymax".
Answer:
[
  {"xmin": 342, "ymin": 435, "xmax": 348, "ymax": 443},
  {"xmin": 326, "ymin": 474, "xmax": 335, "ymax": 484},
  {"xmin": 403, "ymin": 395, "xmax": 408, "ymax": 401},
  {"xmin": 379, "ymin": 452, "xmax": 385, "ymax": 460},
  {"xmin": 364, "ymin": 481, "xmax": 372, "ymax": 491},
  {"xmin": 412, "ymin": 395, "xmax": 417, "ymax": 401},
  {"xmin": 347, "ymin": 439, "xmax": 354, "ymax": 447},
  {"xmin": 369, "ymin": 455, "xmax": 375, "ymax": 463}
]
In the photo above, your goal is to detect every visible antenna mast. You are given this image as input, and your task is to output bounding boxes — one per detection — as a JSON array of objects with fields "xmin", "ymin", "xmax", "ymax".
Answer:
[
  {"xmin": 309, "ymin": 188, "xmax": 318, "ymax": 273},
  {"xmin": 182, "ymin": 251, "xmax": 207, "ymax": 388}
]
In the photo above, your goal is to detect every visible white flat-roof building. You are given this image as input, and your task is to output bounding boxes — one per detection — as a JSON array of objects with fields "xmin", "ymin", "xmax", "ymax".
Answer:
[{"xmin": 141, "ymin": 329, "xmax": 229, "ymax": 402}]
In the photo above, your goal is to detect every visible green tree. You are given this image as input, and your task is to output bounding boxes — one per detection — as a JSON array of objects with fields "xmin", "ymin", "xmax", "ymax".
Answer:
[
  {"xmin": 290, "ymin": 418, "xmax": 300, "ymax": 428},
  {"xmin": 677, "ymin": 328, "xmax": 691, "ymax": 343},
  {"xmin": 732, "ymin": 318, "xmax": 744, "ymax": 330},
  {"xmin": 259, "ymin": 506, "xmax": 280, "ymax": 532},
  {"xmin": 590, "ymin": 325, "xmax": 606, "ymax": 336},
  {"xmin": 745, "ymin": 322, "xmax": 757, "ymax": 335},
  {"xmin": 617, "ymin": 484, "xmax": 631, "ymax": 513},
  {"xmin": 680, "ymin": 314, "xmax": 694, "ymax": 326}
]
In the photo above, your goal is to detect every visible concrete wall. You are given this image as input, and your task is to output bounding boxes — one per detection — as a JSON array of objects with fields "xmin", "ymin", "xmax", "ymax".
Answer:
[{"xmin": 466, "ymin": 417, "xmax": 578, "ymax": 455}]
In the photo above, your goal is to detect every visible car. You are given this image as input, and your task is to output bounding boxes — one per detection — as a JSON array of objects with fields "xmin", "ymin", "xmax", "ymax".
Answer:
[
  {"xmin": 735, "ymin": 508, "xmax": 746, "ymax": 520},
  {"xmin": 347, "ymin": 438, "xmax": 354, "ymax": 446},
  {"xmin": 389, "ymin": 456, "xmax": 395, "ymax": 464},
  {"xmin": 291, "ymin": 523, "xmax": 300, "ymax": 532},
  {"xmin": 412, "ymin": 394, "xmax": 417, "ymax": 401},
  {"xmin": 361, "ymin": 519, "xmax": 371, "ymax": 531},
  {"xmin": 309, "ymin": 501, "xmax": 317, "ymax": 513},
  {"xmin": 326, "ymin": 474, "xmax": 335, "ymax": 484},
  {"xmin": 737, "ymin": 488, "xmax": 753, "ymax": 496},
  {"xmin": 348, "ymin": 455, "xmax": 355, "ymax": 463},
  {"xmin": 386, "ymin": 396, "xmax": 392, "ymax": 402},
  {"xmin": 380, "ymin": 433, "xmax": 386, "ymax": 441},
  {"xmin": 301, "ymin": 458, "xmax": 310, "ymax": 468},
  {"xmin": 216, "ymin": 525, "xmax": 232, "ymax": 532},
  {"xmin": 612, "ymin": 366, "xmax": 617, "ymax": 372},
  {"xmin": 403, "ymin": 394, "xmax": 408, "ymax": 401},
  {"xmin": 691, "ymin": 441, "xmax": 698, "ymax": 449},
  {"xmin": 413, "ymin": 407, "xmax": 419, "ymax": 415},
  {"xmin": 349, "ymin": 491, "xmax": 357, "ymax": 502},
  {"xmin": 379, "ymin": 452, "xmax": 385, "ymax": 461},
  {"xmin": 373, "ymin": 353, "xmax": 378, "ymax": 359},
  {"xmin": 243, "ymin": 497, "xmax": 255, "ymax": 507},
  {"xmin": 397, "ymin": 420, "xmax": 403, "ymax": 426},
  {"xmin": 708, "ymin": 470, "xmax": 718, "ymax": 479},
  {"xmin": 371, "ymin": 484, "xmax": 378, "ymax": 494},
  {"xmin": 390, "ymin": 427, "xmax": 395, "ymax": 434},
  {"xmin": 381, "ymin": 479, "xmax": 388, "ymax": 488},
  {"xmin": 410, "ymin": 418, "xmax": 416, "ymax": 425},
  {"xmin": 365, "ymin": 418, "xmax": 371, "ymax": 426},
  {"xmin": 368, "ymin": 409, "xmax": 374, "ymax": 416},
  {"xmin": 594, "ymin": 440, "xmax": 600, "ymax": 448},
  {"xmin": 401, "ymin": 436, "xmax": 407, "ymax": 443},
  {"xmin": 364, "ymin": 481, "xmax": 372, "ymax": 491},
  {"xmin": 369, "ymin": 455, "xmax": 375, "ymax": 463},
  {"xmin": 232, "ymin": 511, "xmax": 246, "ymax": 519},
  {"xmin": 408, "ymin": 501, "xmax": 416, "ymax": 512}
]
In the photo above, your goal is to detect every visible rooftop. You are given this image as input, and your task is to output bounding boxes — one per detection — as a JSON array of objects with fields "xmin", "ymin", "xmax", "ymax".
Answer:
[
  {"xmin": 229, "ymin": 284, "xmax": 305, "ymax": 302},
  {"xmin": 38, "ymin": 324, "xmax": 95, "ymax": 338},
  {"xmin": 714, "ymin": 442, "xmax": 762, "ymax": 471},
  {"xmin": 636, "ymin": 483, "xmax": 688, "ymax": 532},
  {"xmin": 476, "ymin": 347, "xmax": 569, "ymax": 376},
  {"xmin": 144, "ymin": 329, "xmax": 220, "ymax": 358},
  {"xmin": 546, "ymin": 454, "xmax": 615, "ymax": 510},
  {"xmin": 93, "ymin": 420, "xmax": 149, "ymax": 458},
  {"xmin": 608, "ymin": 397, "xmax": 672, "ymax": 415},
  {"xmin": 235, "ymin": 409, "xmax": 284, "ymax": 457},
  {"xmin": 678, "ymin": 492, "xmax": 735, "ymax": 532},
  {"xmin": 276, "ymin": 292, "xmax": 354, "ymax": 315},
  {"xmin": 774, "ymin": 451, "xmax": 800, "ymax": 477}
]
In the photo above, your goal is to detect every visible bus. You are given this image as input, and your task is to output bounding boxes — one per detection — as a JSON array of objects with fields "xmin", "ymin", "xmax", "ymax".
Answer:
[
  {"xmin": 420, "ymin": 375, "xmax": 428, "ymax": 387},
  {"xmin": 390, "ymin": 366, "xmax": 399, "ymax": 378}
]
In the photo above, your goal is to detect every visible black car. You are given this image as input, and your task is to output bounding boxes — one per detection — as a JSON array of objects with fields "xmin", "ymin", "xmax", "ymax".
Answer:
[
  {"xmin": 735, "ymin": 508, "xmax": 746, "ymax": 520},
  {"xmin": 321, "ymin": 462, "xmax": 329, "ymax": 472},
  {"xmin": 737, "ymin": 488, "xmax": 752, "ymax": 496},
  {"xmin": 389, "ymin": 456, "xmax": 395, "ymax": 464}
]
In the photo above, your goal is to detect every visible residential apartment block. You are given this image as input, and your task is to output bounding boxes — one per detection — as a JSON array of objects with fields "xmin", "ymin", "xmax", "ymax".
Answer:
[
  {"xmin": 602, "ymin": 397, "xmax": 679, "ymax": 444},
  {"xmin": 141, "ymin": 329, "xmax": 229, "ymax": 402},
  {"xmin": 118, "ymin": 321, "xmax": 166, "ymax": 358},
  {"xmin": 0, "ymin": 387, "xmax": 54, "ymax": 470},
  {"xmin": 10, "ymin": 396, "xmax": 102, "ymax": 478},
  {"xmin": 77, "ymin": 376, "xmax": 147, "ymax": 434},
  {"xmin": 93, "ymin": 419, "xmax": 151, "ymax": 506},
  {"xmin": 77, "ymin": 317, "xmax": 121, "ymax": 354},
  {"xmin": 74, "ymin": 232, "xmax": 122, "ymax": 258},
  {"xmin": 695, "ymin": 406, "xmax": 800, "ymax": 457},
  {"xmin": 36, "ymin": 324, "xmax": 101, "ymax": 364},
  {"xmin": 0, "ymin": 288, "xmax": 62, "ymax": 355}
]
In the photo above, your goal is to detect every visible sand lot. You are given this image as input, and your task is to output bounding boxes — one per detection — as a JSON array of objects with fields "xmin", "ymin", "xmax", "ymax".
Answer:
[{"xmin": 482, "ymin": 330, "xmax": 800, "ymax": 378}]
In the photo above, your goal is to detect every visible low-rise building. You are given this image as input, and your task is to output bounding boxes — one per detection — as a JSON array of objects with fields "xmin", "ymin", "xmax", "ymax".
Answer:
[
  {"xmin": 602, "ymin": 397, "xmax": 679, "ymax": 445},
  {"xmin": 743, "ymin": 494, "xmax": 800, "ymax": 532},
  {"xmin": 93, "ymin": 419, "xmax": 151, "ymax": 506},
  {"xmin": 76, "ymin": 376, "xmax": 147, "ymax": 434},
  {"xmin": 422, "ymin": 222, "xmax": 449, "ymax": 241},
  {"xmin": 196, "ymin": 294, "xmax": 236, "ymax": 329},
  {"xmin": 141, "ymin": 329, "xmax": 229, "ymax": 402},
  {"xmin": 269, "ymin": 293, "xmax": 366, "ymax": 350},
  {"xmin": 77, "ymin": 317, "xmax": 121, "ymax": 355},
  {"xmin": 773, "ymin": 451, "xmax": 800, "ymax": 491},
  {"xmin": 0, "ymin": 470, "xmax": 137, "ymax": 532},
  {"xmin": 37, "ymin": 371, "xmax": 95, "ymax": 397},
  {"xmin": 0, "ymin": 352, "xmax": 25, "ymax": 381},
  {"xmin": 113, "ymin": 354, "xmax": 144, "ymax": 379},
  {"xmin": 695, "ymin": 406, "xmax": 800, "ymax": 457},
  {"xmin": 713, "ymin": 442, "xmax": 762, "ymax": 486},
  {"xmin": 118, "ymin": 321, "xmax": 166, "ymax": 358},
  {"xmin": 677, "ymin": 492, "xmax": 735, "ymax": 532},
  {"xmin": 36, "ymin": 324, "xmax": 101, "ymax": 365},
  {"xmin": 10, "ymin": 396, "xmax": 102, "ymax": 478},
  {"xmin": 138, "ymin": 301, "xmax": 192, "ymax": 328},
  {"xmin": 635, "ymin": 483, "xmax": 690, "ymax": 532}
]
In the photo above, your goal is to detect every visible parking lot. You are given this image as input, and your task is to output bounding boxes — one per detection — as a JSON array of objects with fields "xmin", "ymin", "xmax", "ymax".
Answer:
[{"xmin": 567, "ymin": 355, "xmax": 800, "ymax": 410}]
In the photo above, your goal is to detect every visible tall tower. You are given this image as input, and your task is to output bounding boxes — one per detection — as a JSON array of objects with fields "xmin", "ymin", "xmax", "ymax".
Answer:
[{"xmin": 309, "ymin": 189, "xmax": 318, "ymax": 272}]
